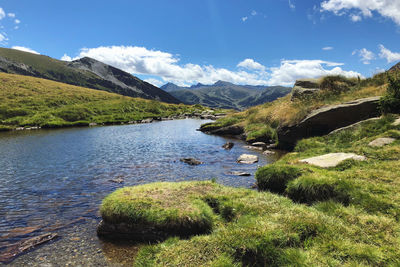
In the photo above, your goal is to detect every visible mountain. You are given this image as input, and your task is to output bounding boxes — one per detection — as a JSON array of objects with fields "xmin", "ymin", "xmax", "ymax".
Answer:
[
  {"xmin": 163, "ymin": 80, "xmax": 291, "ymax": 110},
  {"xmin": 388, "ymin": 62, "xmax": 400, "ymax": 73},
  {"xmin": 0, "ymin": 47, "xmax": 180, "ymax": 104}
]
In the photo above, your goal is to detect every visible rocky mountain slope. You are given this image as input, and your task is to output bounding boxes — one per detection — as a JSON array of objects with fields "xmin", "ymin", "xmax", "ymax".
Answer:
[
  {"xmin": 0, "ymin": 47, "xmax": 180, "ymax": 104},
  {"xmin": 161, "ymin": 81, "xmax": 291, "ymax": 110}
]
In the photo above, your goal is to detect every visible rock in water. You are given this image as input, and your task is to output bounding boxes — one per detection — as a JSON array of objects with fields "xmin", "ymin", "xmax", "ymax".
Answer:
[
  {"xmin": 222, "ymin": 142, "xmax": 234, "ymax": 150},
  {"xmin": 299, "ymin": 153, "xmax": 366, "ymax": 168},
  {"xmin": 263, "ymin": 150, "xmax": 275, "ymax": 155},
  {"xmin": 237, "ymin": 154, "xmax": 258, "ymax": 164},
  {"xmin": 251, "ymin": 142, "xmax": 267, "ymax": 148},
  {"xmin": 243, "ymin": 145, "xmax": 263, "ymax": 151},
  {"xmin": 368, "ymin": 137, "xmax": 396, "ymax": 147},
  {"xmin": 180, "ymin": 158, "xmax": 203, "ymax": 165},
  {"xmin": 229, "ymin": 171, "xmax": 251, "ymax": 176}
]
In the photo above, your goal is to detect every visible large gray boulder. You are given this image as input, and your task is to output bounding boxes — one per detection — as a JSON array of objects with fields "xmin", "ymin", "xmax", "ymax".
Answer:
[
  {"xmin": 299, "ymin": 153, "xmax": 366, "ymax": 168},
  {"xmin": 291, "ymin": 79, "xmax": 321, "ymax": 101},
  {"xmin": 278, "ymin": 96, "xmax": 381, "ymax": 149}
]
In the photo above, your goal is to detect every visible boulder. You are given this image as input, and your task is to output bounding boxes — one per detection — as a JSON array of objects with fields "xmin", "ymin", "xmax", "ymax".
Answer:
[
  {"xmin": 278, "ymin": 97, "xmax": 381, "ymax": 149},
  {"xmin": 210, "ymin": 125, "xmax": 244, "ymax": 136},
  {"xmin": 222, "ymin": 142, "xmax": 234, "ymax": 150},
  {"xmin": 141, "ymin": 118, "xmax": 153, "ymax": 123},
  {"xmin": 237, "ymin": 154, "xmax": 258, "ymax": 164},
  {"xmin": 291, "ymin": 79, "xmax": 320, "ymax": 101},
  {"xmin": 299, "ymin": 153, "xmax": 366, "ymax": 168},
  {"xmin": 243, "ymin": 145, "xmax": 263, "ymax": 151},
  {"xmin": 180, "ymin": 158, "xmax": 202, "ymax": 165},
  {"xmin": 368, "ymin": 137, "xmax": 396, "ymax": 147},
  {"xmin": 392, "ymin": 117, "xmax": 400, "ymax": 126},
  {"xmin": 251, "ymin": 142, "xmax": 267, "ymax": 148}
]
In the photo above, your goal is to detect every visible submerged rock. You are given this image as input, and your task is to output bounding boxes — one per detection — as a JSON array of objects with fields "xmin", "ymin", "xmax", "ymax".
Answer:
[
  {"xmin": 243, "ymin": 145, "xmax": 263, "ymax": 151},
  {"xmin": 299, "ymin": 153, "xmax": 366, "ymax": 168},
  {"xmin": 368, "ymin": 137, "xmax": 396, "ymax": 147},
  {"xmin": 229, "ymin": 171, "xmax": 251, "ymax": 176},
  {"xmin": 237, "ymin": 154, "xmax": 258, "ymax": 164},
  {"xmin": 180, "ymin": 158, "xmax": 203, "ymax": 165},
  {"xmin": 263, "ymin": 150, "xmax": 275, "ymax": 155},
  {"xmin": 222, "ymin": 142, "xmax": 234, "ymax": 150}
]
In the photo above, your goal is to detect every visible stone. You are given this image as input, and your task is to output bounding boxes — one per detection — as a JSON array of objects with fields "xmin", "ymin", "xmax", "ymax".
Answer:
[
  {"xmin": 392, "ymin": 117, "xmax": 400, "ymax": 126},
  {"xmin": 368, "ymin": 137, "xmax": 396, "ymax": 147},
  {"xmin": 243, "ymin": 145, "xmax": 263, "ymax": 151},
  {"xmin": 299, "ymin": 153, "xmax": 366, "ymax": 168},
  {"xmin": 222, "ymin": 142, "xmax": 234, "ymax": 150},
  {"xmin": 278, "ymin": 97, "xmax": 381, "ymax": 149},
  {"xmin": 209, "ymin": 125, "xmax": 244, "ymax": 136},
  {"xmin": 263, "ymin": 150, "xmax": 275, "ymax": 155},
  {"xmin": 237, "ymin": 154, "xmax": 258, "ymax": 164},
  {"xmin": 141, "ymin": 118, "xmax": 153, "ymax": 123},
  {"xmin": 329, "ymin": 117, "xmax": 381, "ymax": 135},
  {"xmin": 229, "ymin": 171, "xmax": 251, "ymax": 176},
  {"xmin": 291, "ymin": 79, "xmax": 321, "ymax": 101},
  {"xmin": 109, "ymin": 178, "xmax": 124, "ymax": 184},
  {"xmin": 180, "ymin": 158, "xmax": 202, "ymax": 165},
  {"xmin": 251, "ymin": 142, "xmax": 267, "ymax": 148}
]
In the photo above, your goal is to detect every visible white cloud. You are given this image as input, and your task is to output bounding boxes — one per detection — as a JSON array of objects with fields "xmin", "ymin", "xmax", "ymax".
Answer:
[
  {"xmin": 144, "ymin": 78, "xmax": 164, "ymax": 87},
  {"xmin": 14, "ymin": 19, "xmax": 20, "ymax": 24},
  {"xmin": 379, "ymin": 44, "xmax": 400, "ymax": 63},
  {"xmin": 322, "ymin": 46, "xmax": 334, "ymax": 51},
  {"xmin": 352, "ymin": 48, "xmax": 376, "ymax": 64},
  {"xmin": 350, "ymin": 14, "xmax": 362, "ymax": 21},
  {"xmin": 7, "ymin": 13, "xmax": 15, "ymax": 18},
  {"xmin": 0, "ymin": 8, "xmax": 5, "ymax": 20},
  {"xmin": 0, "ymin": 33, "xmax": 6, "ymax": 42},
  {"xmin": 62, "ymin": 45, "xmax": 361, "ymax": 87},
  {"xmin": 61, "ymin": 54, "xmax": 73, "ymax": 61},
  {"xmin": 237, "ymin": 58, "xmax": 266, "ymax": 71},
  {"xmin": 267, "ymin": 60, "xmax": 361, "ymax": 86},
  {"xmin": 11, "ymin": 46, "xmax": 39, "ymax": 54},
  {"xmin": 289, "ymin": 0, "xmax": 296, "ymax": 10},
  {"xmin": 241, "ymin": 16, "xmax": 248, "ymax": 22},
  {"xmin": 321, "ymin": 0, "xmax": 400, "ymax": 25},
  {"xmin": 251, "ymin": 10, "xmax": 257, "ymax": 16}
]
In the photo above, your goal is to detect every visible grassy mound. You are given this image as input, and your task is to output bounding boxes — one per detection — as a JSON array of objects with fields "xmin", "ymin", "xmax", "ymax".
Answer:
[
  {"xmin": 255, "ymin": 164, "xmax": 303, "ymax": 193},
  {"xmin": 0, "ymin": 72, "xmax": 218, "ymax": 129},
  {"xmin": 100, "ymin": 182, "xmax": 216, "ymax": 238},
  {"xmin": 110, "ymin": 180, "xmax": 400, "ymax": 266}
]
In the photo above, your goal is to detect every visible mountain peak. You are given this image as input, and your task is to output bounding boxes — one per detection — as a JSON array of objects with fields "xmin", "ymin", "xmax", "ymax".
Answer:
[
  {"xmin": 389, "ymin": 62, "xmax": 400, "ymax": 73},
  {"xmin": 190, "ymin": 82, "xmax": 205, "ymax": 88},
  {"xmin": 213, "ymin": 80, "xmax": 233, "ymax": 86}
]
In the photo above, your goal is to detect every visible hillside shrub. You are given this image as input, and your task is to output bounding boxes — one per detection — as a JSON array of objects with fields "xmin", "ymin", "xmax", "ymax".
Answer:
[
  {"xmin": 380, "ymin": 74, "xmax": 400, "ymax": 114},
  {"xmin": 320, "ymin": 75, "xmax": 356, "ymax": 93}
]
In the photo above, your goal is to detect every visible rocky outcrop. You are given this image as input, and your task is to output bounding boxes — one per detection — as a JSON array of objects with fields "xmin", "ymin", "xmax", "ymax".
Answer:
[
  {"xmin": 278, "ymin": 97, "xmax": 381, "ymax": 149},
  {"xmin": 201, "ymin": 125, "xmax": 244, "ymax": 136},
  {"xmin": 368, "ymin": 137, "xmax": 396, "ymax": 147},
  {"xmin": 180, "ymin": 158, "xmax": 202, "ymax": 165},
  {"xmin": 299, "ymin": 153, "xmax": 366, "ymax": 168},
  {"xmin": 291, "ymin": 79, "xmax": 320, "ymax": 101}
]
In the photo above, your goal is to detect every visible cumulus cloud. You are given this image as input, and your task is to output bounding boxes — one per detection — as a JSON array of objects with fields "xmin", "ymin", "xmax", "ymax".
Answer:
[
  {"xmin": 62, "ymin": 45, "xmax": 361, "ymax": 87},
  {"xmin": 144, "ymin": 78, "xmax": 164, "ymax": 87},
  {"xmin": 11, "ymin": 46, "xmax": 39, "ymax": 54},
  {"xmin": 321, "ymin": 0, "xmax": 400, "ymax": 25},
  {"xmin": 61, "ymin": 54, "xmax": 73, "ymax": 61},
  {"xmin": 379, "ymin": 45, "xmax": 400, "ymax": 63},
  {"xmin": 352, "ymin": 48, "xmax": 376, "ymax": 64},
  {"xmin": 322, "ymin": 46, "xmax": 334, "ymax": 51},
  {"xmin": 7, "ymin": 13, "xmax": 15, "ymax": 18},
  {"xmin": 0, "ymin": 8, "xmax": 5, "ymax": 20},
  {"xmin": 251, "ymin": 10, "xmax": 257, "ymax": 16},
  {"xmin": 237, "ymin": 58, "xmax": 266, "ymax": 71},
  {"xmin": 267, "ymin": 60, "xmax": 361, "ymax": 86},
  {"xmin": 14, "ymin": 19, "xmax": 20, "ymax": 24},
  {"xmin": 241, "ymin": 16, "xmax": 248, "ymax": 22}
]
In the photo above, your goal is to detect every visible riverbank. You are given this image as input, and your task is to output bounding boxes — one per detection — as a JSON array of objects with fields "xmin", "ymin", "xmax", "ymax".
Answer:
[
  {"xmin": 0, "ymin": 72, "xmax": 229, "ymax": 132},
  {"xmin": 99, "ymin": 115, "xmax": 400, "ymax": 266}
]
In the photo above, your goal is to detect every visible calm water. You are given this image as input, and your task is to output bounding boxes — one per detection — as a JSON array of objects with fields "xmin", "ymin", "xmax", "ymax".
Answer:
[{"xmin": 0, "ymin": 119, "xmax": 281, "ymax": 266}]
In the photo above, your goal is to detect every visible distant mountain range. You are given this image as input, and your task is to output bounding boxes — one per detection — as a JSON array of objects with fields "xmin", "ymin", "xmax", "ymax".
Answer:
[
  {"xmin": 0, "ymin": 47, "xmax": 180, "ymax": 104},
  {"xmin": 161, "ymin": 81, "xmax": 291, "ymax": 110}
]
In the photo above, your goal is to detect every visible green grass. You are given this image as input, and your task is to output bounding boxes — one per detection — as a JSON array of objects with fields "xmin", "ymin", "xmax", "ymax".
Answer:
[
  {"xmin": 99, "ymin": 114, "xmax": 400, "ymax": 266},
  {"xmin": 0, "ymin": 72, "xmax": 218, "ymax": 129}
]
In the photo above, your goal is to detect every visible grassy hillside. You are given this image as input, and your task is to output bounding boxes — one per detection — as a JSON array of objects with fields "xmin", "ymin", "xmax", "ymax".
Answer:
[
  {"xmin": 0, "ymin": 47, "xmax": 180, "ymax": 103},
  {"xmin": 164, "ymin": 81, "xmax": 291, "ymax": 110},
  {"xmin": 201, "ymin": 74, "xmax": 388, "ymax": 142},
  {"xmin": 0, "ymin": 72, "xmax": 215, "ymax": 130},
  {"xmin": 100, "ymin": 115, "xmax": 400, "ymax": 266}
]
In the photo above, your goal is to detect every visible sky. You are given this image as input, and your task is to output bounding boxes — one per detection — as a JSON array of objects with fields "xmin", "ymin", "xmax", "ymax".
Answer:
[{"xmin": 1, "ymin": 0, "xmax": 400, "ymax": 87}]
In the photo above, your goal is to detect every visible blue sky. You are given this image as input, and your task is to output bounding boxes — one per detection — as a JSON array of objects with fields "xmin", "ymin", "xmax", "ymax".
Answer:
[{"xmin": 1, "ymin": 0, "xmax": 400, "ymax": 87}]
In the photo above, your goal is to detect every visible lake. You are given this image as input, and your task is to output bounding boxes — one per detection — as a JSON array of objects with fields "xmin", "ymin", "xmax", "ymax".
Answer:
[{"xmin": 0, "ymin": 119, "xmax": 281, "ymax": 266}]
